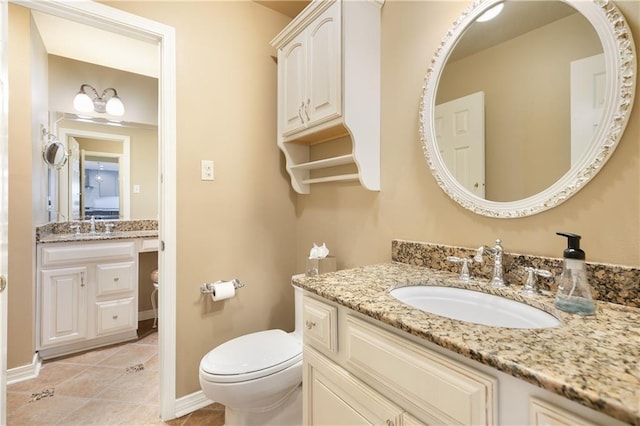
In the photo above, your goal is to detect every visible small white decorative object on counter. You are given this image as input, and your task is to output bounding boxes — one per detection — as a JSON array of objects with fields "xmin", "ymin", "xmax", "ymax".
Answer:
[
  {"xmin": 309, "ymin": 242, "xmax": 330, "ymax": 259},
  {"xmin": 306, "ymin": 243, "xmax": 336, "ymax": 276}
]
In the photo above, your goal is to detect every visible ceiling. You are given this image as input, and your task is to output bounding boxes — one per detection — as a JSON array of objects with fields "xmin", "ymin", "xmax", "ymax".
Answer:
[
  {"xmin": 31, "ymin": 10, "xmax": 159, "ymax": 78},
  {"xmin": 448, "ymin": 1, "xmax": 577, "ymax": 62},
  {"xmin": 32, "ymin": 1, "xmax": 310, "ymax": 77},
  {"xmin": 256, "ymin": 1, "xmax": 310, "ymax": 18}
]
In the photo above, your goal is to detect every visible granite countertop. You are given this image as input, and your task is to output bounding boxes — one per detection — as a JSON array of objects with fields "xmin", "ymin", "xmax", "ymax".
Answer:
[
  {"xmin": 38, "ymin": 229, "xmax": 158, "ymax": 244},
  {"xmin": 293, "ymin": 262, "xmax": 640, "ymax": 425},
  {"xmin": 36, "ymin": 219, "xmax": 158, "ymax": 244}
]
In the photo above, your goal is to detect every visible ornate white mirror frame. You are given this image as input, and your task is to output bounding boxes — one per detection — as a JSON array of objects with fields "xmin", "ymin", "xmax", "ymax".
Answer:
[{"xmin": 420, "ymin": 0, "xmax": 636, "ymax": 218}]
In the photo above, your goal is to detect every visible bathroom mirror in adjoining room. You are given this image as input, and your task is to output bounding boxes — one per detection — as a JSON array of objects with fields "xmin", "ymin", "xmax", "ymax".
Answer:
[
  {"xmin": 51, "ymin": 115, "xmax": 158, "ymax": 222},
  {"xmin": 41, "ymin": 41, "xmax": 159, "ymax": 222},
  {"xmin": 420, "ymin": 0, "xmax": 636, "ymax": 218}
]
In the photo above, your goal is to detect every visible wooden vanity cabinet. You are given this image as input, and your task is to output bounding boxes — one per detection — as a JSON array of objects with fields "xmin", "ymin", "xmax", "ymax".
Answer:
[
  {"xmin": 302, "ymin": 293, "xmax": 497, "ymax": 425},
  {"xmin": 302, "ymin": 292, "xmax": 629, "ymax": 426},
  {"xmin": 37, "ymin": 241, "xmax": 138, "ymax": 359}
]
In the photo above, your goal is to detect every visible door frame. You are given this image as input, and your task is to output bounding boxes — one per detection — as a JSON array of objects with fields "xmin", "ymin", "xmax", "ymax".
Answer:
[
  {"xmin": 10, "ymin": 0, "xmax": 177, "ymax": 420},
  {"xmin": 1, "ymin": 1, "xmax": 9, "ymax": 423}
]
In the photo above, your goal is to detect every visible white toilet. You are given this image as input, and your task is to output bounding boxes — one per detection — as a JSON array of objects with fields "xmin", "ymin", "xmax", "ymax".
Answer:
[{"xmin": 199, "ymin": 280, "xmax": 303, "ymax": 425}]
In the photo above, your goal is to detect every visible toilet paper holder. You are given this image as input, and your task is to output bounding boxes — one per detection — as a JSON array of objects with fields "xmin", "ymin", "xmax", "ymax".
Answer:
[{"xmin": 200, "ymin": 278, "xmax": 245, "ymax": 294}]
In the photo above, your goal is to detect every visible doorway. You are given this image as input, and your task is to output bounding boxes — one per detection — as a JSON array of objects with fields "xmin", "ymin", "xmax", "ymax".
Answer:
[{"xmin": 6, "ymin": 0, "xmax": 176, "ymax": 420}]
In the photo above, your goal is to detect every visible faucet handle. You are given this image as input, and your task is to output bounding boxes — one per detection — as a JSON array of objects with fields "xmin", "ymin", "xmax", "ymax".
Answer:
[
  {"xmin": 447, "ymin": 256, "xmax": 474, "ymax": 281},
  {"xmin": 104, "ymin": 223, "xmax": 115, "ymax": 235},
  {"xmin": 521, "ymin": 267, "xmax": 553, "ymax": 295},
  {"xmin": 71, "ymin": 224, "xmax": 81, "ymax": 236}
]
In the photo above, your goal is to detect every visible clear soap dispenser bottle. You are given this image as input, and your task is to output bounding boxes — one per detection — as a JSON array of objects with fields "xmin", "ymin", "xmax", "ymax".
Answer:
[{"xmin": 555, "ymin": 232, "xmax": 596, "ymax": 315}]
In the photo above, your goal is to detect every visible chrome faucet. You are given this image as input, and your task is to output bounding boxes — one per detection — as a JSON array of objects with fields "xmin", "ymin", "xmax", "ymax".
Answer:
[
  {"xmin": 88, "ymin": 216, "xmax": 97, "ymax": 235},
  {"xmin": 474, "ymin": 239, "xmax": 506, "ymax": 287}
]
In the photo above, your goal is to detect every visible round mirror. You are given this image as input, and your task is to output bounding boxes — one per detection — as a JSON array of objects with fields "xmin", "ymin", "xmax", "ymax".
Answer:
[
  {"xmin": 42, "ymin": 139, "xmax": 68, "ymax": 170},
  {"xmin": 420, "ymin": 0, "xmax": 636, "ymax": 218}
]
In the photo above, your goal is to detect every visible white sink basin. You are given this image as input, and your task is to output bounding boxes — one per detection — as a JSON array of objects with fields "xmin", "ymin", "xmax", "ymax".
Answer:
[{"xmin": 390, "ymin": 286, "xmax": 560, "ymax": 329}]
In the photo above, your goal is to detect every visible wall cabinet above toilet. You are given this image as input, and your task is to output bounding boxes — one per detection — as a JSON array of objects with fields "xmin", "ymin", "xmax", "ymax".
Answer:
[{"xmin": 271, "ymin": 0, "xmax": 383, "ymax": 194}]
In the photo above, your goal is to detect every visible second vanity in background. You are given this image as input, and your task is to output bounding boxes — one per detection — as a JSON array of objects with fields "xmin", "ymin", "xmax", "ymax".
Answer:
[{"xmin": 36, "ymin": 220, "xmax": 158, "ymax": 359}]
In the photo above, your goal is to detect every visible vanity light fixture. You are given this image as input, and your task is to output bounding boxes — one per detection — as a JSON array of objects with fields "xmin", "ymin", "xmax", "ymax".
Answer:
[
  {"xmin": 476, "ymin": 3, "xmax": 504, "ymax": 23},
  {"xmin": 73, "ymin": 84, "xmax": 125, "ymax": 116}
]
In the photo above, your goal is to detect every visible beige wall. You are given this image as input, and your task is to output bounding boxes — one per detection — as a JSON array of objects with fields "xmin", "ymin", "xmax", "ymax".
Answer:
[
  {"xmin": 438, "ymin": 12, "xmax": 602, "ymax": 201},
  {"xmin": 102, "ymin": 1, "xmax": 297, "ymax": 397},
  {"xmin": 295, "ymin": 0, "xmax": 639, "ymax": 271},
  {"xmin": 8, "ymin": 4, "xmax": 36, "ymax": 369},
  {"xmin": 8, "ymin": 0, "xmax": 639, "ymax": 403}
]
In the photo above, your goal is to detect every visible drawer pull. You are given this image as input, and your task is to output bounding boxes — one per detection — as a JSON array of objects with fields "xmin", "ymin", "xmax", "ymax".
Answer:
[
  {"xmin": 112, "ymin": 315, "xmax": 119, "ymax": 320},
  {"xmin": 305, "ymin": 320, "xmax": 316, "ymax": 330},
  {"xmin": 386, "ymin": 420, "xmax": 394, "ymax": 426},
  {"xmin": 113, "ymin": 277, "xmax": 120, "ymax": 282}
]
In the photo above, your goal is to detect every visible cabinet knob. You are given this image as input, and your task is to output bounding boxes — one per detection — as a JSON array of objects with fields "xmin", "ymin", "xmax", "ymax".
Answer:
[
  {"xmin": 305, "ymin": 320, "xmax": 316, "ymax": 330},
  {"xmin": 113, "ymin": 314, "xmax": 119, "ymax": 320},
  {"xmin": 386, "ymin": 420, "xmax": 394, "ymax": 426},
  {"xmin": 113, "ymin": 277, "xmax": 120, "ymax": 282}
]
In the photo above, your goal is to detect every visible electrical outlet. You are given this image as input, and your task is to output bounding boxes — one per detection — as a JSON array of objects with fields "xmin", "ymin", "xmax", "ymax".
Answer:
[{"xmin": 201, "ymin": 160, "xmax": 214, "ymax": 181}]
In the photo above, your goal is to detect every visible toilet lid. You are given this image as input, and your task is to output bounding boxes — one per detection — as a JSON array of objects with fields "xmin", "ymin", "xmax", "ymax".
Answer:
[{"xmin": 200, "ymin": 329, "xmax": 302, "ymax": 383}]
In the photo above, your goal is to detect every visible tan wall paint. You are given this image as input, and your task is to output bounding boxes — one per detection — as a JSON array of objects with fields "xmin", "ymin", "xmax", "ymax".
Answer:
[
  {"xmin": 8, "ymin": 0, "xmax": 638, "ymax": 404},
  {"xmin": 8, "ymin": 4, "xmax": 36, "ymax": 368},
  {"xmin": 102, "ymin": 1, "xmax": 297, "ymax": 397},
  {"xmin": 295, "ymin": 0, "xmax": 639, "ymax": 271}
]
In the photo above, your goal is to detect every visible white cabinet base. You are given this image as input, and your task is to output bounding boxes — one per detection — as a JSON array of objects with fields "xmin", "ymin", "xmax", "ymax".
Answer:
[{"xmin": 38, "ymin": 330, "xmax": 137, "ymax": 360}]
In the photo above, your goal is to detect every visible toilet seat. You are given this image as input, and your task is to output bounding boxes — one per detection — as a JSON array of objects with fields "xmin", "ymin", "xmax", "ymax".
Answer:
[{"xmin": 200, "ymin": 329, "xmax": 302, "ymax": 383}]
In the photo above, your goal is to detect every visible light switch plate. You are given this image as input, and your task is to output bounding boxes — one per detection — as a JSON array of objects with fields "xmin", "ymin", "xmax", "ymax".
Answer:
[{"xmin": 201, "ymin": 160, "xmax": 214, "ymax": 181}]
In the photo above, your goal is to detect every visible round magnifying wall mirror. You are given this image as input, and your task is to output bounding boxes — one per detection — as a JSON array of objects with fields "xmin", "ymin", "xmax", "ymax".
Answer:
[
  {"xmin": 419, "ymin": 0, "xmax": 636, "ymax": 218},
  {"xmin": 43, "ymin": 139, "xmax": 69, "ymax": 170}
]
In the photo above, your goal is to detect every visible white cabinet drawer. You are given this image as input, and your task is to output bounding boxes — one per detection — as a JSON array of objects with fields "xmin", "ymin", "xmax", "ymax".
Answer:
[
  {"xmin": 140, "ymin": 238, "xmax": 159, "ymax": 252},
  {"xmin": 345, "ymin": 316, "xmax": 497, "ymax": 425},
  {"xmin": 303, "ymin": 295, "xmax": 338, "ymax": 353},
  {"xmin": 96, "ymin": 261, "xmax": 135, "ymax": 297},
  {"xmin": 41, "ymin": 242, "xmax": 136, "ymax": 267},
  {"xmin": 530, "ymin": 398, "xmax": 599, "ymax": 426},
  {"xmin": 95, "ymin": 297, "xmax": 136, "ymax": 335}
]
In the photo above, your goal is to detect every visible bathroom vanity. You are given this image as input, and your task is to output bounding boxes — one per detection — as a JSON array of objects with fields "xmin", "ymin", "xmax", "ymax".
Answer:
[
  {"xmin": 35, "ymin": 221, "xmax": 158, "ymax": 359},
  {"xmin": 295, "ymin": 261, "xmax": 638, "ymax": 425}
]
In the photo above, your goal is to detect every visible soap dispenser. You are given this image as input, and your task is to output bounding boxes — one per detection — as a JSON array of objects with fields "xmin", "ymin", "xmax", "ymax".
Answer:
[{"xmin": 555, "ymin": 232, "xmax": 596, "ymax": 315}]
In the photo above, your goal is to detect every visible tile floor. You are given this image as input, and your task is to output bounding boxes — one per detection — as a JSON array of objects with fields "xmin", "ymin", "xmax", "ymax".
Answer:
[{"xmin": 7, "ymin": 324, "xmax": 224, "ymax": 425}]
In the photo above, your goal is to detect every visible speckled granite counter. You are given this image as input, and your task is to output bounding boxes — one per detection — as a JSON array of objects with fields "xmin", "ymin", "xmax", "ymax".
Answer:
[
  {"xmin": 36, "ymin": 219, "xmax": 158, "ymax": 244},
  {"xmin": 293, "ymin": 263, "xmax": 640, "ymax": 425}
]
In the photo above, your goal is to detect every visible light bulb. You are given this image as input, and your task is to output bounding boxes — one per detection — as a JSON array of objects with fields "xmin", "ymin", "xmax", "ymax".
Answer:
[
  {"xmin": 73, "ymin": 92, "xmax": 94, "ymax": 113},
  {"xmin": 476, "ymin": 3, "xmax": 504, "ymax": 22},
  {"xmin": 106, "ymin": 96, "xmax": 125, "ymax": 116}
]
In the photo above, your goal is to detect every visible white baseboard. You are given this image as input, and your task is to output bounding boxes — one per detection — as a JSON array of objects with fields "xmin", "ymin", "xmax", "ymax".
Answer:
[
  {"xmin": 174, "ymin": 390, "xmax": 214, "ymax": 419},
  {"xmin": 138, "ymin": 309, "xmax": 156, "ymax": 322},
  {"xmin": 7, "ymin": 353, "xmax": 41, "ymax": 385}
]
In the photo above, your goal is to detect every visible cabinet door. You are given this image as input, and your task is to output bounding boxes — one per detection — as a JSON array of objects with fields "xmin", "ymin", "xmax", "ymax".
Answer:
[
  {"xmin": 40, "ymin": 266, "xmax": 88, "ymax": 347},
  {"xmin": 280, "ymin": 31, "xmax": 307, "ymax": 136},
  {"xmin": 306, "ymin": 2, "xmax": 341, "ymax": 127},
  {"xmin": 304, "ymin": 347, "xmax": 403, "ymax": 426}
]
